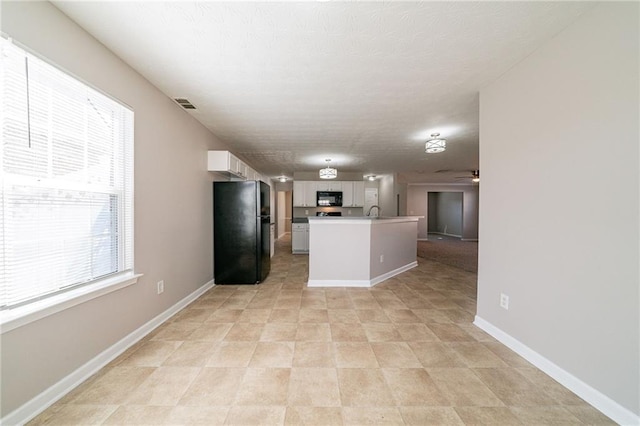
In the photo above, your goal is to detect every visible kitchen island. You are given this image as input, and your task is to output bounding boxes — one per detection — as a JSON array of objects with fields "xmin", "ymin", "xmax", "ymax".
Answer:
[{"xmin": 307, "ymin": 216, "xmax": 421, "ymax": 287}]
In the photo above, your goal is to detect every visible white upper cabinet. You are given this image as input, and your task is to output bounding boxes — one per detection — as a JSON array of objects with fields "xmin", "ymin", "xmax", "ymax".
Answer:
[
  {"xmin": 342, "ymin": 181, "xmax": 365, "ymax": 207},
  {"xmin": 293, "ymin": 181, "xmax": 317, "ymax": 207},
  {"xmin": 352, "ymin": 181, "xmax": 365, "ymax": 207},
  {"xmin": 294, "ymin": 180, "xmax": 365, "ymax": 207},
  {"xmin": 316, "ymin": 181, "xmax": 342, "ymax": 191},
  {"xmin": 244, "ymin": 167, "xmax": 256, "ymax": 181},
  {"xmin": 208, "ymin": 150, "xmax": 264, "ymax": 182}
]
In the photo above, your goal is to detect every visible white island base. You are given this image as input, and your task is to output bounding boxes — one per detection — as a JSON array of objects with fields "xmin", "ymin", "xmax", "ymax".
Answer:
[{"xmin": 307, "ymin": 216, "xmax": 421, "ymax": 288}]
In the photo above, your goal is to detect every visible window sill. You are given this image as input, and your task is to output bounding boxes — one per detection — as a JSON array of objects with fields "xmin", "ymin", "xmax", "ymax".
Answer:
[{"xmin": 0, "ymin": 272, "xmax": 143, "ymax": 334}]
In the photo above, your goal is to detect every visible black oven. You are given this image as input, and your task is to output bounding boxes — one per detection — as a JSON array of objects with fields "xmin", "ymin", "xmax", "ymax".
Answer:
[{"xmin": 317, "ymin": 191, "xmax": 342, "ymax": 207}]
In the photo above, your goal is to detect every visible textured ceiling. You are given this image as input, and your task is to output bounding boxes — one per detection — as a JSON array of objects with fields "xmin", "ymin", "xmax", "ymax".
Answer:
[{"xmin": 53, "ymin": 1, "xmax": 592, "ymax": 183}]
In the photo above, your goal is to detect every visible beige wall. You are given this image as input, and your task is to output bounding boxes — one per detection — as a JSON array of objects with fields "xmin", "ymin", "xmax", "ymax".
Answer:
[
  {"xmin": 0, "ymin": 1, "xmax": 232, "ymax": 417},
  {"xmin": 369, "ymin": 221, "xmax": 417, "ymax": 278},
  {"xmin": 477, "ymin": 2, "xmax": 639, "ymax": 418},
  {"xmin": 407, "ymin": 184, "xmax": 479, "ymax": 240}
]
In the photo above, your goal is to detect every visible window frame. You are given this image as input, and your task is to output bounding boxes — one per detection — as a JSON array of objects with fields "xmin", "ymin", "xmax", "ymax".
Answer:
[{"xmin": 0, "ymin": 36, "xmax": 140, "ymax": 331}]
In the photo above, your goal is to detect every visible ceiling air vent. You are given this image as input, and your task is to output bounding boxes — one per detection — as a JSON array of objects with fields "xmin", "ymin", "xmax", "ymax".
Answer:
[{"xmin": 174, "ymin": 98, "xmax": 196, "ymax": 110}]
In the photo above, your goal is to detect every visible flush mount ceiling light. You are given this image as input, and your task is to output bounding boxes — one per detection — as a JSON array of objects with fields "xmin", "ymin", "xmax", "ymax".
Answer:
[
  {"xmin": 367, "ymin": 175, "xmax": 376, "ymax": 181},
  {"xmin": 425, "ymin": 133, "xmax": 446, "ymax": 154},
  {"xmin": 319, "ymin": 159, "xmax": 337, "ymax": 179},
  {"xmin": 279, "ymin": 176, "xmax": 287, "ymax": 183},
  {"xmin": 472, "ymin": 170, "xmax": 480, "ymax": 183}
]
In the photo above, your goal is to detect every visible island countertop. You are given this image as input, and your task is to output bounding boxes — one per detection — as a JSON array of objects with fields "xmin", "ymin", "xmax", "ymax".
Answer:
[
  {"xmin": 307, "ymin": 216, "xmax": 422, "ymax": 224},
  {"xmin": 307, "ymin": 215, "xmax": 422, "ymax": 288}
]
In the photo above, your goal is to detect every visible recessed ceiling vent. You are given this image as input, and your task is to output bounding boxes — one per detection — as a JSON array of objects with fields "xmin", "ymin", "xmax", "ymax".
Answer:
[{"xmin": 174, "ymin": 98, "xmax": 196, "ymax": 110}]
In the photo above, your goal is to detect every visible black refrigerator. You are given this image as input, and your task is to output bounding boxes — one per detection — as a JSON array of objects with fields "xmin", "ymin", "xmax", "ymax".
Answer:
[{"xmin": 213, "ymin": 181, "xmax": 271, "ymax": 284}]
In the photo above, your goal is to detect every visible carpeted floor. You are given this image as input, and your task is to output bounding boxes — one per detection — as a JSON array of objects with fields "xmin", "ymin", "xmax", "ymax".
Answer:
[{"xmin": 417, "ymin": 235, "xmax": 478, "ymax": 273}]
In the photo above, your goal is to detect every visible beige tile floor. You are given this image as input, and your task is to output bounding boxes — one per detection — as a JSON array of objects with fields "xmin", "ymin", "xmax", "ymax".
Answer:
[{"xmin": 29, "ymin": 235, "xmax": 615, "ymax": 425}]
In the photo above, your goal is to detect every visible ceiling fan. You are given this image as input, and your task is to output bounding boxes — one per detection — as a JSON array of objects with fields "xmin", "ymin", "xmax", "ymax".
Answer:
[{"xmin": 454, "ymin": 170, "xmax": 480, "ymax": 183}]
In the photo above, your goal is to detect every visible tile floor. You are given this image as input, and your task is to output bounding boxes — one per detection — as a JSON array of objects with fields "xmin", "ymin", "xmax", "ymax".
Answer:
[{"xmin": 29, "ymin": 235, "xmax": 615, "ymax": 425}]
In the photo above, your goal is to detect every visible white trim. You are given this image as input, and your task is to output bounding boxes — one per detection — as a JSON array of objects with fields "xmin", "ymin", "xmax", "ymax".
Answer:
[
  {"xmin": 473, "ymin": 316, "xmax": 639, "ymax": 426},
  {"xmin": 307, "ymin": 262, "xmax": 417, "ymax": 288},
  {"xmin": 307, "ymin": 279, "xmax": 371, "ymax": 288},
  {"xmin": 429, "ymin": 231, "xmax": 462, "ymax": 238},
  {"xmin": 370, "ymin": 261, "xmax": 418, "ymax": 286},
  {"xmin": 418, "ymin": 237, "xmax": 478, "ymax": 242},
  {"xmin": 308, "ymin": 216, "xmax": 422, "ymax": 225},
  {"xmin": 1, "ymin": 272, "xmax": 142, "ymax": 334},
  {"xmin": 1, "ymin": 280, "xmax": 215, "ymax": 426}
]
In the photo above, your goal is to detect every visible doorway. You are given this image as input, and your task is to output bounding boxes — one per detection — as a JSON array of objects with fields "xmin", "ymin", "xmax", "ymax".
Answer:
[
  {"xmin": 364, "ymin": 188, "xmax": 379, "ymax": 216},
  {"xmin": 427, "ymin": 192, "xmax": 463, "ymax": 239},
  {"xmin": 276, "ymin": 191, "xmax": 292, "ymax": 239}
]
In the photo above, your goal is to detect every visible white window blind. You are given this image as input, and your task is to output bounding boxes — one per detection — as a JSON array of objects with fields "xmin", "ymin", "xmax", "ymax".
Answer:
[{"xmin": 0, "ymin": 38, "xmax": 134, "ymax": 308}]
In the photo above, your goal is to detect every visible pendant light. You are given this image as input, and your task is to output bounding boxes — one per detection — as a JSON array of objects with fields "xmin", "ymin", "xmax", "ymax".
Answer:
[
  {"xmin": 319, "ymin": 159, "xmax": 337, "ymax": 179},
  {"xmin": 425, "ymin": 133, "xmax": 446, "ymax": 153}
]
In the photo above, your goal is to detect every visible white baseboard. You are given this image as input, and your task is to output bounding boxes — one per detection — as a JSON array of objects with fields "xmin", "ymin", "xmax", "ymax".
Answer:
[
  {"xmin": 307, "ymin": 279, "xmax": 372, "ymax": 287},
  {"xmin": 429, "ymin": 232, "xmax": 463, "ymax": 238},
  {"xmin": 307, "ymin": 261, "xmax": 417, "ymax": 288},
  {"xmin": 418, "ymin": 237, "xmax": 478, "ymax": 242},
  {"xmin": 473, "ymin": 316, "xmax": 639, "ymax": 426},
  {"xmin": 369, "ymin": 261, "xmax": 417, "ymax": 286},
  {"xmin": 2, "ymin": 280, "xmax": 215, "ymax": 426}
]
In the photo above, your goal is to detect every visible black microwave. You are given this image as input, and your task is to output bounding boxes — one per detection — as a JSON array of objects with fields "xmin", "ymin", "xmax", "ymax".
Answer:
[{"xmin": 317, "ymin": 191, "xmax": 342, "ymax": 207}]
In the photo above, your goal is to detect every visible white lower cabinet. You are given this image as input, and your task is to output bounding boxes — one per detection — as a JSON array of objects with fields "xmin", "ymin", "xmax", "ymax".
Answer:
[{"xmin": 292, "ymin": 223, "xmax": 309, "ymax": 254}]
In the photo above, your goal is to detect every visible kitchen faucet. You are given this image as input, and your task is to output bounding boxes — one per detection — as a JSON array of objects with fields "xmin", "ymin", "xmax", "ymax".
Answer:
[{"xmin": 366, "ymin": 205, "xmax": 381, "ymax": 217}]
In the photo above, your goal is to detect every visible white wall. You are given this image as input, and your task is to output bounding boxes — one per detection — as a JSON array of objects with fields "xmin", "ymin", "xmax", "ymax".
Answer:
[
  {"xmin": 369, "ymin": 221, "xmax": 417, "ymax": 278},
  {"xmin": 308, "ymin": 222, "xmax": 371, "ymax": 281},
  {"xmin": 407, "ymin": 184, "xmax": 479, "ymax": 240},
  {"xmin": 477, "ymin": 3, "xmax": 639, "ymax": 420},
  {"xmin": 378, "ymin": 174, "xmax": 396, "ymax": 216},
  {"xmin": 0, "ymin": 1, "xmax": 232, "ymax": 418}
]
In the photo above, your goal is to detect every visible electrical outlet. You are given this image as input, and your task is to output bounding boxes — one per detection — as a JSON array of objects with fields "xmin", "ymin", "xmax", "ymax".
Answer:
[
  {"xmin": 348, "ymin": 210, "xmax": 352, "ymax": 215},
  {"xmin": 500, "ymin": 293, "xmax": 509, "ymax": 310},
  {"xmin": 157, "ymin": 280, "xmax": 164, "ymax": 295},
  {"xmin": 305, "ymin": 209, "xmax": 309, "ymax": 215},
  {"xmin": 380, "ymin": 254, "xmax": 384, "ymax": 263}
]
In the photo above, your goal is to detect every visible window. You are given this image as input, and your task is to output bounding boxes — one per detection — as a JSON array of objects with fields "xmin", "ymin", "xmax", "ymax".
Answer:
[{"xmin": 0, "ymin": 38, "xmax": 134, "ymax": 309}]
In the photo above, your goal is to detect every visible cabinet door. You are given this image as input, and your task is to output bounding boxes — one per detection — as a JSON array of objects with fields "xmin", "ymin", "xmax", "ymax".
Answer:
[
  {"xmin": 304, "ymin": 182, "xmax": 317, "ymax": 207},
  {"xmin": 237, "ymin": 161, "xmax": 247, "ymax": 179},
  {"xmin": 315, "ymin": 182, "xmax": 328, "ymax": 191},
  {"xmin": 352, "ymin": 181, "xmax": 365, "ymax": 207},
  {"xmin": 292, "ymin": 224, "xmax": 309, "ymax": 253},
  {"xmin": 293, "ymin": 181, "xmax": 306, "ymax": 207},
  {"xmin": 316, "ymin": 182, "xmax": 342, "ymax": 191},
  {"xmin": 291, "ymin": 228, "xmax": 304, "ymax": 252},
  {"xmin": 228, "ymin": 153, "xmax": 241, "ymax": 174},
  {"xmin": 342, "ymin": 182, "xmax": 354, "ymax": 207},
  {"xmin": 245, "ymin": 167, "xmax": 255, "ymax": 181}
]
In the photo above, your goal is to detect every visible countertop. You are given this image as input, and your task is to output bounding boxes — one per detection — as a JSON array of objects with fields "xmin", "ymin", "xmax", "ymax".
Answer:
[
  {"xmin": 291, "ymin": 217, "xmax": 309, "ymax": 224},
  {"xmin": 308, "ymin": 216, "xmax": 423, "ymax": 224}
]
